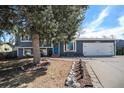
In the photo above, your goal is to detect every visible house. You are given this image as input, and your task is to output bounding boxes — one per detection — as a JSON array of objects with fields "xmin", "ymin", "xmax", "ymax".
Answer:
[
  {"xmin": 16, "ymin": 34, "xmax": 116, "ymax": 58},
  {"xmin": 0, "ymin": 43, "xmax": 13, "ymax": 52},
  {"xmin": 116, "ymin": 40, "xmax": 124, "ymax": 55},
  {"xmin": 0, "ymin": 43, "xmax": 16, "ymax": 59},
  {"xmin": 116, "ymin": 40, "xmax": 124, "ymax": 48}
]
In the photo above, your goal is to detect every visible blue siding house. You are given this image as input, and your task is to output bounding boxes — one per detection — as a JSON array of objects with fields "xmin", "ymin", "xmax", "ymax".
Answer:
[{"xmin": 16, "ymin": 34, "xmax": 116, "ymax": 57}]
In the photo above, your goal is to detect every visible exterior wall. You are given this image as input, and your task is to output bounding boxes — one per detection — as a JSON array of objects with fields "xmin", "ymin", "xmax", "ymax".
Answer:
[
  {"xmin": 116, "ymin": 40, "xmax": 124, "ymax": 55},
  {"xmin": 60, "ymin": 41, "xmax": 84, "ymax": 57},
  {"xmin": 17, "ymin": 47, "xmax": 52, "ymax": 57},
  {"xmin": 15, "ymin": 34, "xmax": 32, "ymax": 47},
  {"xmin": 16, "ymin": 34, "xmax": 116, "ymax": 57},
  {"xmin": 18, "ymin": 48, "xmax": 23, "ymax": 58},
  {"xmin": 116, "ymin": 40, "xmax": 124, "ymax": 48},
  {"xmin": 59, "ymin": 40, "xmax": 116, "ymax": 57},
  {"xmin": 16, "ymin": 35, "xmax": 52, "ymax": 48},
  {"xmin": 19, "ymin": 42, "xmax": 32, "ymax": 47}
]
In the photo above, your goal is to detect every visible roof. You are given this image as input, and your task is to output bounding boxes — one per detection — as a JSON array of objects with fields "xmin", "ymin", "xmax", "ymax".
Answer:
[{"xmin": 76, "ymin": 38, "xmax": 116, "ymax": 41}]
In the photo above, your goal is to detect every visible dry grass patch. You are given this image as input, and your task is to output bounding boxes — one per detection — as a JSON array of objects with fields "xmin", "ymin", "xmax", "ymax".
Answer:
[
  {"xmin": 26, "ymin": 59, "xmax": 72, "ymax": 88},
  {"xmin": 0, "ymin": 58, "xmax": 72, "ymax": 88}
]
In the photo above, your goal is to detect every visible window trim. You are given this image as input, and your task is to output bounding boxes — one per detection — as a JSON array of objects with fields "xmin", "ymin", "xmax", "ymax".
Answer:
[
  {"xmin": 64, "ymin": 41, "xmax": 76, "ymax": 52},
  {"xmin": 20, "ymin": 35, "xmax": 32, "ymax": 42},
  {"xmin": 23, "ymin": 48, "xmax": 32, "ymax": 56}
]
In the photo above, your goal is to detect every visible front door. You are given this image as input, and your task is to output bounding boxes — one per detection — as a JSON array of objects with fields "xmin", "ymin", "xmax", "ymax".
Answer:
[{"xmin": 53, "ymin": 43, "xmax": 60, "ymax": 56}]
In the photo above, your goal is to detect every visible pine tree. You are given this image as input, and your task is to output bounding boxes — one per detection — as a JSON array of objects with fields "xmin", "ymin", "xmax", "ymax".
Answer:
[{"xmin": 0, "ymin": 5, "xmax": 88, "ymax": 63}]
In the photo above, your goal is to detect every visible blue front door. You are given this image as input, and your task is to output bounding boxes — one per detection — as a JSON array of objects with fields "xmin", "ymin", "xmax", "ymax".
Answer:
[{"xmin": 53, "ymin": 43, "xmax": 60, "ymax": 56}]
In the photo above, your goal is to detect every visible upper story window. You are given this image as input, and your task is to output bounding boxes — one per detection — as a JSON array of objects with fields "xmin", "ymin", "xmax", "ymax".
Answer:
[
  {"xmin": 64, "ymin": 41, "xmax": 76, "ymax": 52},
  {"xmin": 20, "ymin": 35, "xmax": 31, "ymax": 42}
]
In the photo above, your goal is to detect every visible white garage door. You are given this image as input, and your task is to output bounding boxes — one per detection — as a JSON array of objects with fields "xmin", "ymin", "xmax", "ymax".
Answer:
[{"xmin": 83, "ymin": 42, "xmax": 114, "ymax": 56}]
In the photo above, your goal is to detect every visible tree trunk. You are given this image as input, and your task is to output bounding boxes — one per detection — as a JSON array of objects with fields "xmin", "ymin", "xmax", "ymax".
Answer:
[{"xmin": 32, "ymin": 32, "xmax": 41, "ymax": 63}]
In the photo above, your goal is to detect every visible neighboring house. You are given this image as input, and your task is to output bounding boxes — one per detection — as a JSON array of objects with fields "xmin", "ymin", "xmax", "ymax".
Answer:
[
  {"xmin": 116, "ymin": 40, "xmax": 124, "ymax": 48},
  {"xmin": 16, "ymin": 34, "xmax": 116, "ymax": 58},
  {"xmin": 116, "ymin": 40, "xmax": 124, "ymax": 55},
  {"xmin": 0, "ymin": 43, "xmax": 13, "ymax": 52}
]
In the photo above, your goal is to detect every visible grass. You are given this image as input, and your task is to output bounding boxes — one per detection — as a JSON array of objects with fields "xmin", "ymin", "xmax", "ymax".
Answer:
[
  {"xmin": 0, "ymin": 58, "xmax": 72, "ymax": 88},
  {"xmin": 0, "ymin": 58, "xmax": 32, "ymax": 70}
]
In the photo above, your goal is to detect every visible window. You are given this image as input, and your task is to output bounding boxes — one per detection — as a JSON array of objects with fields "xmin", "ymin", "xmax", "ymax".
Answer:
[
  {"xmin": 64, "ymin": 41, "xmax": 76, "ymax": 52},
  {"xmin": 41, "ymin": 40, "xmax": 52, "ymax": 47},
  {"xmin": 24, "ymin": 48, "xmax": 32, "ymax": 56},
  {"xmin": 40, "ymin": 48, "xmax": 47, "ymax": 56},
  {"xmin": 21, "ymin": 35, "xmax": 31, "ymax": 41}
]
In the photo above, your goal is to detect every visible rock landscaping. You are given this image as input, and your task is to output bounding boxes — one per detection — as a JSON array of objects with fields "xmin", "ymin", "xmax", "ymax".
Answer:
[
  {"xmin": 65, "ymin": 59, "xmax": 93, "ymax": 88},
  {"xmin": 0, "ymin": 58, "xmax": 93, "ymax": 88}
]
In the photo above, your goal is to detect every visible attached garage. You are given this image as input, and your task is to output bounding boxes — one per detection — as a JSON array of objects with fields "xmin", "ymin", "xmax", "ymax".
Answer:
[
  {"xmin": 55, "ymin": 38, "xmax": 116, "ymax": 57},
  {"xmin": 83, "ymin": 42, "xmax": 115, "ymax": 56}
]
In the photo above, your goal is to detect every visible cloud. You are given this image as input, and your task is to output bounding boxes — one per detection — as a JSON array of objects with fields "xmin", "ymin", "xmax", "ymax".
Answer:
[
  {"xmin": 79, "ymin": 7, "xmax": 124, "ymax": 40},
  {"xmin": 79, "ymin": 26, "xmax": 124, "ymax": 39},
  {"xmin": 90, "ymin": 6, "xmax": 110, "ymax": 29},
  {"xmin": 84, "ymin": 6, "xmax": 110, "ymax": 32},
  {"xmin": 118, "ymin": 15, "xmax": 124, "ymax": 26}
]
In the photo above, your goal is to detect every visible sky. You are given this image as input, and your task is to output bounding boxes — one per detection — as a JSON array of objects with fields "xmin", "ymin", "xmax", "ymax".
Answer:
[
  {"xmin": 79, "ymin": 5, "xmax": 124, "ymax": 40},
  {"xmin": 1, "ymin": 5, "xmax": 124, "ymax": 43}
]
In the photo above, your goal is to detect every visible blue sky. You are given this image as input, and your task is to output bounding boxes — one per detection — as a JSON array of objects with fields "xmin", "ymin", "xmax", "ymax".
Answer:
[
  {"xmin": 2, "ymin": 5, "xmax": 124, "ymax": 43},
  {"xmin": 79, "ymin": 5, "xmax": 124, "ymax": 39}
]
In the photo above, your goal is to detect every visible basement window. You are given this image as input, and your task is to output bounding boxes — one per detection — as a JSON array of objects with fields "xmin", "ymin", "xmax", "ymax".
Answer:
[
  {"xmin": 64, "ymin": 41, "xmax": 76, "ymax": 52},
  {"xmin": 24, "ymin": 48, "xmax": 32, "ymax": 56}
]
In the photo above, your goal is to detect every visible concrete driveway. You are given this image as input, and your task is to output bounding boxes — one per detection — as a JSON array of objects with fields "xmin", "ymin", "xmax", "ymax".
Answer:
[{"xmin": 85, "ymin": 56, "xmax": 124, "ymax": 88}]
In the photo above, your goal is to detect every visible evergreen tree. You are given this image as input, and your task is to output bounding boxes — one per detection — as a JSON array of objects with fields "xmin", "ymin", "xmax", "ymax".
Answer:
[{"xmin": 0, "ymin": 5, "xmax": 88, "ymax": 63}]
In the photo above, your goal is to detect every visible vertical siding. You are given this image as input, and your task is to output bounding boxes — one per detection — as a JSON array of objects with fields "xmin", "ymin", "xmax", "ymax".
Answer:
[
  {"xmin": 60, "ymin": 41, "xmax": 84, "ymax": 57},
  {"xmin": 76, "ymin": 41, "xmax": 83, "ymax": 56},
  {"xmin": 15, "ymin": 34, "xmax": 20, "ymax": 46},
  {"xmin": 18, "ymin": 48, "xmax": 23, "ymax": 58}
]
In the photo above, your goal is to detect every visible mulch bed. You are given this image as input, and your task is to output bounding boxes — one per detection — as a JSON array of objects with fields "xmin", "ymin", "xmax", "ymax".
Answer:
[{"xmin": 76, "ymin": 60, "xmax": 93, "ymax": 87}]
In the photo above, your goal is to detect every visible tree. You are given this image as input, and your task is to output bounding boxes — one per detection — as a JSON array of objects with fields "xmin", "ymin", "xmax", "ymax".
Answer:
[
  {"xmin": 0, "ymin": 6, "xmax": 18, "ymax": 45},
  {"xmin": 0, "ymin": 5, "xmax": 88, "ymax": 63},
  {"xmin": 52, "ymin": 6, "xmax": 88, "ymax": 42}
]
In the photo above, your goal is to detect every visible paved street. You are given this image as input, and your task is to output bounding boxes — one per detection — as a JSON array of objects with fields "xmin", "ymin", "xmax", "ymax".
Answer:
[{"xmin": 85, "ymin": 56, "xmax": 124, "ymax": 88}]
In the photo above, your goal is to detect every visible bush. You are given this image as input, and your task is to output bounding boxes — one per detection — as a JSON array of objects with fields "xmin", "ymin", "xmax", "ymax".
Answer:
[{"xmin": 116, "ymin": 48, "xmax": 124, "ymax": 55}]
